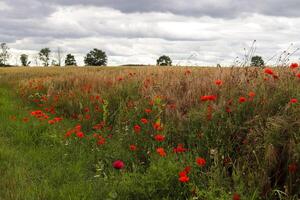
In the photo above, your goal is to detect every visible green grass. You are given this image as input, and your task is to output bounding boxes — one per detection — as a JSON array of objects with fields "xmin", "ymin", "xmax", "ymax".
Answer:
[{"xmin": 0, "ymin": 86, "xmax": 96, "ymax": 200}]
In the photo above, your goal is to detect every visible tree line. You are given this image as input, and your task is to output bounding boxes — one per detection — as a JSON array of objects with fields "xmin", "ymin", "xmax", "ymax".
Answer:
[{"xmin": 0, "ymin": 42, "xmax": 265, "ymax": 67}]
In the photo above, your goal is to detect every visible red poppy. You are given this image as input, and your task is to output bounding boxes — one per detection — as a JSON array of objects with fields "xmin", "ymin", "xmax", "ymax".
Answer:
[
  {"xmin": 145, "ymin": 108, "xmax": 152, "ymax": 114},
  {"xmin": 48, "ymin": 120, "xmax": 55, "ymax": 125},
  {"xmin": 129, "ymin": 144, "xmax": 137, "ymax": 151},
  {"xmin": 134, "ymin": 125, "xmax": 141, "ymax": 133},
  {"xmin": 215, "ymin": 79, "xmax": 223, "ymax": 86},
  {"xmin": 233, "ymin": 193, "xmax": 241, "ymax": 200},
  {"xmin": 264, "ymin": 68, "xmax": 274, "ymax": 75},
  {"xmin": 156, "ymin": 147, "xmax": 166, "ymax": 157},
  {"xmin": 113, "ymin": 160, "xmax": 125, "ymax": 169},
  {"xmin": 196, "ymin": 157, "xmax": 206, "ymax": 167},
  {"xmin": 173, "ymin": 144, "xmax": 187, "ymax": 153},
  {"xmin": 290, "ymin": 98, "xmax": 298, "ymax": 104},
  {"xmin": 76, "ymin": 132, "xmax": 84, "ymax": 138},
  {"xmin": 140, "ymin": 118, "xmax": 148, "ymax": 124},
  {"xmin": 153, "ymin": 122, "xmax": 163, "ymax": 131},
  {"xmin": 201, "ymin": 95, "xmax": 217, "ymax": 102},
  {"xmin": 54, "ymin": 117, "xmax": 63, "ymax": 122},
  {"xmin": 178, "ymin": 175, "xmax": 189, "ymax": 183},
  {"xmin": 239, "ymin": 97, "xmax": 247, "ymax": 103},
  {"xmin": 154, "ymin": 134, "xmax": 165, "ymax": 142},
  {"xmin": 248, "ymin": 92, "xmax": 256, "ymax": 98},
  {"xmin": 296, "ymin": 73, "xmax": 300, "ymax": 78},
  {"xmin": 290, "ymin": 63, "xmax": 299, "ymax": 69},
  {"xmin": 97, "ymin": 137, "xmax": 106, "ymax": 145}
]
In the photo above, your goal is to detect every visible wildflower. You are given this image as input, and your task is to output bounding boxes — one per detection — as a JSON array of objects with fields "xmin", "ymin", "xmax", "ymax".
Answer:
[
  {"xmin": 48, "ymin": 120, "xmax": 55, "ymax": 125},
  {"xmin": 76, "ymin": 132, "xmax": 84, "ymax": 138},
  {"xmin": 54, "ymin": 117, "xmax": 63, "ymax": 122},
  {"xmin": 264, "ymin": 68, "xmax": 274, "ymax": 75},
  {"xmin": 97, "ymin": 137, "xmax": 106, "ymax": 145},
  {"xmin": 134, "ymin": 125, "xmax": 141, "ymax": 133},
  {"xmin": 140, "ymin": 118, "xmax": 148, "ymax": 124},
  {"xmin": 288, "ymin": 163, "xmax": 297, "ymax": 174},
  {"xmin": 129, "ymin": 145, "xmax": 137, "ymax": 151},
  {"xmin": 233, "ymin": 193, "xmax": 241, "ymax": 200},
  {"xmin": 239, "ymin": 97, "xmax": 247, "ymax": 103},
  {"xmin": 173, "ymin": 144, "xmax": 187, "ymax": 153},
  {"xmin": 290, "ymin": 98, "xmax": 298, "ymax": 104},
  {"xmin": 296, "ymin": 73, "xmax": 300, "ymax": 78},
  {"xmin": 156, "ymin": 147, "xmax": 166, "ymax": 157},
  {"xmin": 290, "ymin": 63, "xmax": 299, "ymax": 69},
  {"xmin": 153, "ymin": 121, "xmax": 163, "ymax": 131},
  {"xmin": 248, "ymin": 91, "xmax": 256, "ymax": 98},
  {"xmin": 200, "ymin": 95, "xmax": 217, "ymax": 102},
  {"xmin": 178, "ymin": 175, "xmax": 189, "ymax": 183},
  {"xmin": 215, "ymin": 79, "xmax": 223, "ymax": 86},
  {"xmin": 113, "ymin": 160, "xmax": 125, "ymax": 169},
  {"xmin": 196, "ymin": 157, "xmax": 206, "ymax": 167},
  {"xmin": 145, "ymin": 108, "xmax": 152, "ymax": 114},
  {"xmin": 154, "ymin": 134, "xmax": 165, "ymax": 142}
]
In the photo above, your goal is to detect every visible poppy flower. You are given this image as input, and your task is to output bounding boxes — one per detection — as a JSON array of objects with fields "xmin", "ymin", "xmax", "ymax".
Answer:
[
  {"xmin": 173, "ymin": 144, "xmax": 187, "ymax": 153},
  {"xmin": 233, "ymin": 193, "xmax": 241, "ymax": 200},
  {"xmin": 290, "ymin": 63, "xmax": 299, "ymax": 69},
  {"xmin": 296, "ymin": 73, "xmax": 300, "ymax": 78},
  {"xmin": 248, "ymin": 92, "xmax": 256, "ymax": 98},
  {"xmin": 215, "ymin": 79, "xmax": 223, "ymax": 86},
  {"xmin": 140, "ymin": 118, "xmax": 148, "ymax": 124},
  {"xmin": 239, "ymin": 97, "xmax": 247, "ymax": 103},
  {"xmin": 264, "ymin": 68, "xmax": 274, "ymax": 75},
  {"xmin": 97, "ymin": 137, "xmax": 106, "ymax": 145},
  {"xmin": 196, "ymin": 157, "xmax": 206, "ymax": 167},
  {"xmin": 129, "ymin": 144, "xmax": 137, "ymax": 151},
  {"xmin": 76, "ymin": 132, "xmax": 84, "ymax": 138},
  {"xmin": 153, "ymin": 122, "xmax": 163, "ymax": 131},
  {"xmin": 156, "ymin": 147, "xmax": 166, "ymax": 157},
  {"xmin": 48, "ymin": 120, "xmax": 55, "ymax": 125},
  {"xmin": 145, "ymin": 108, "xmax": 152, "ymax": 114},
  {"xmin": 178, "ymin": 175, "xmax": 189, "ymax": 183},
  {"xmin": 290, "ymin": 98, "xmax": 298, "ymax": 104},
  {"xmin": 113, "ymin": 160, "xmax": 125, "ymax": 169},
  {"xmin": 201, "ymin": 95, "xmax": 217, "ymax": 102},
  {"xmin": 134, "ymin": 125, "xmax": 141, "ymax": 133},
  {"xmin": 154, "ymin": 134, "xmax": 165, "ymax": 142}
]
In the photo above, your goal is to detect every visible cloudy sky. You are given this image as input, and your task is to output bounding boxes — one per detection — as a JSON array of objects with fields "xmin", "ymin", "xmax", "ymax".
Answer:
[{"xmin": 1, "ymin": 0, "xmax": 300, "ymax": 66}]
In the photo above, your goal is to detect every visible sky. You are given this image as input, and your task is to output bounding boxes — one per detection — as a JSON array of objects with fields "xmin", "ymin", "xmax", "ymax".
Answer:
[{"xmin": 0, "ymin": 0, "xmax": 300, "ymax": 66}]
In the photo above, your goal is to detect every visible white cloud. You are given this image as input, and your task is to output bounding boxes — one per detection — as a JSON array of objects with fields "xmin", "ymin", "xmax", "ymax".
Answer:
[{"xmin": 3, "ymin": 4, "xmax": 300, "ymax": 66}]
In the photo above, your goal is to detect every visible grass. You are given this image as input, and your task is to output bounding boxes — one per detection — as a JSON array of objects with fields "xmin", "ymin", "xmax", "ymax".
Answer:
[{"xmin": 0, "ymin": 66, "xmax": 300, "ymax": 199}]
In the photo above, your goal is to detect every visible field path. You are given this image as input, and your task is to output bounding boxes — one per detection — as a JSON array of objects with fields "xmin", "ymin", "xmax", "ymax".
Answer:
[{"xmin": 0, "ymin": 86, "xmax": 94, "ymax": 200}]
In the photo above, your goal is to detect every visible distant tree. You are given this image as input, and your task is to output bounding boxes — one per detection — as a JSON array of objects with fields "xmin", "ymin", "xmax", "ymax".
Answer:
[
  {"xmin": 65, "ymin": 54, "xmax": 77, "ymax": 66},
  {"xmin": 0, "ymin": 43, "xmax": 10, "ymax": 66},
  {"xmin": 39, "ymin": 48, "xmax": 51, "ymax": 66},
  {"xmin": 51, "ymin": 59, "xmax": 59, "ymax": 66},
  {"xmin": 20, "ymin": 54, "xmax": 31, "ymax": 66},
  {"xmin": 157, "ymin": 55, "xmax": 172, "ymax": 66},
  {"xmin": 84, "ymin": 49, "xmax": 107, "ymax": 66},
  {"xmin": 251, "ymin": 56, "xmax": 265, "ymax": 67}
]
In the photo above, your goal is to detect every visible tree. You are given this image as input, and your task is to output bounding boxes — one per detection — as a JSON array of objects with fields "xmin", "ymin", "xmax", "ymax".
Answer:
[
  {"xmin": 251, "ymin": 56, "xmax": 264, "ymax": 67},
  {"xmin": 157, "ymin": 55, "xmax": 172, "ymax": 66},
  {"xmin": 84, "ymin": 49, "xmax": 107, "ymax": 66},
  {"xmin": 65, "ymin": 54, "xmax": 77, "ymax": 66},
  {"xmin": 39, "ymin": 48, "xmax": 51, "ymax": 66},
  {"xmin": 0, "ymin": 43, "xmax": 10, "ymax": 66},
  {"xmin": 20, "ymin": 54, "xmax": 31, "ymax": 66}
]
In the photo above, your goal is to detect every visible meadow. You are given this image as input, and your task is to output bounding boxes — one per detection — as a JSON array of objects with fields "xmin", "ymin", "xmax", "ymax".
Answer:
[{"xmin": 0, "ymin": 66, "xmax": 299, "ymax": 200}]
